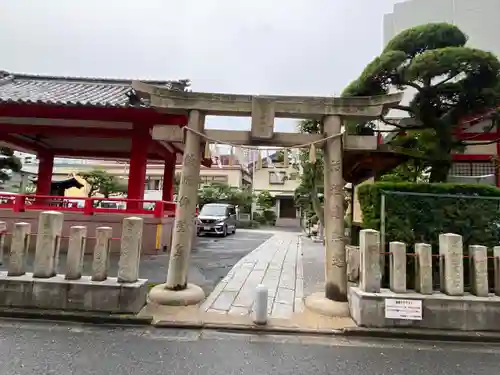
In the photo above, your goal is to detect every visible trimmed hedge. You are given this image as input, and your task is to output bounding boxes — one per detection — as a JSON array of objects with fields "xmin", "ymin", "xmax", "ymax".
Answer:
[
  {"xmin": 357, "ymin": 182, "xmax": 500, "ymax": 290},
  {"xmin": 357, "ymin": 182, "xmax": 500, "ymax": 250}
]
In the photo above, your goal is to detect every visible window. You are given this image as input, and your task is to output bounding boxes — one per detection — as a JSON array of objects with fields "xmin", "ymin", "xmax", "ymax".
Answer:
[
  {"xmin": 269, "ymin": 171, "xmax": 287, "ymax": 185},
  {"xmin": 199, "ymin": 175, "xmax": 228, "ymax": 185},
  {"xmin": 450, "ymin": 162, "xmax": 495, "ymax": 177}
]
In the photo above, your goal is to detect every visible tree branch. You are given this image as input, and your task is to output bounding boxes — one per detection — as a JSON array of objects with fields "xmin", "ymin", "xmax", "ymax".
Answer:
[
  {"xmin": 435, "ymin": 73, "xmax": 460, "ymax": 87},
  {"xmin": 401, "ymin": 81, "xmax": 423, "ymax": 92},
  {"xmin": 378, "ymin": 116, "xmax": 426, "ymax": 130}
]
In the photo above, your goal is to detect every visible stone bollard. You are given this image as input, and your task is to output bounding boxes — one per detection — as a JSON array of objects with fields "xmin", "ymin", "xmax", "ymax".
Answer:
[
  {"xmin": 359, "ymin": 229, "xmax": 381, "ymax": 293},
  {"xmin": 118, "ymin": 217, "xmax": 143, "ymax": 283},
  {"xmin": 389, "ymin": 241, "xmax": 406, "ymax": 293},
  {"xmin": 439, "ymin": 233, "xmax": 464, "ymax": 296},
  {"xmin": 469, "ymin": 245, "xmax": 488, "ymax": 297},
  {"xmin": 33, "ymin": 211, "xmax": 63, "ymax": 278},
  {"xmin": 91, "ymin": 227, "xmax": 112, "ymax": 282},
  {"xmin": 414, "ymin": 243, "xmax": 433, "ymax": 295},
  {"xmin": 8, "ymin": 222, "xmax": 31, "ymax": 276},
  {"xmin": 346, "ymin": 245, "xmax": 360, "ymax": 283},
  {"xmin": 495, "ymin": 246, "xmax": 500, "ymax": 297},
  {"xmin": 0, "ymin": 221, "xmax": 6, "ymax": 265},
  {"xmin": 65, "ymin": 226, "xmax": 87, "ymax": 280}
]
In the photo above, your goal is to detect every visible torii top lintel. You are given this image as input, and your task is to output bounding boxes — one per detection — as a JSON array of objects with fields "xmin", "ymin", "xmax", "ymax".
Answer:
[
  {"xmin": 132, "ymin": 80, "xmax": 402, "ymax": 141},
  {"xmin": 132, "ymin": 80, "xmax": 402, "ymax": 120}
]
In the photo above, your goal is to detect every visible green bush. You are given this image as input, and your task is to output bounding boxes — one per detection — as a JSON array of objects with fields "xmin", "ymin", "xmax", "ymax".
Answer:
[
  {"xmin": 358, "ymin": 182, "xmax": 500, "ymax": 250},
  {"xmin": 358, "ymin": 182, "xmax": 500, "ymax": 290},
  {"xmin": 237, "ymin": 220, "xmax": 260, "ymax": 229},
  {"xmin": 262, "ymin": 209, "xmax": 277, "ymax": 225},
  {"xmin": 252, "ymin": 212, "xmax": 267, "ymax": 224}
]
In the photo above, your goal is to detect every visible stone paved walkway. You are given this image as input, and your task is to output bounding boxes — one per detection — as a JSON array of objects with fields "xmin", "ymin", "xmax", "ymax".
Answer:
[{"xmin": 200, "ymin": 232, "xmax": 304, "ymax": 319}]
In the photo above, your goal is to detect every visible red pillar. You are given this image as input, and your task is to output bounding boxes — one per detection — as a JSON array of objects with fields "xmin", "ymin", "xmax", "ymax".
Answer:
[
  {"xmin": 127, "ymin": 125, "xmax": 150, "ymax": 209},
  {"xmin": 496, "ymin": 127, "xmax": 500, "ymax": 187},
  {"xmin": 162, "ymin": 153, "xmax": 176, "ymax": 202},
  {"xmin": 36, "ymin": 151, "xmax": 54, "ymax": 196}
]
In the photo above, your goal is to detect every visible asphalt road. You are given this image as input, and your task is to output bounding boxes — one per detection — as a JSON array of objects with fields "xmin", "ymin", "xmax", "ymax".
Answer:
[
  {"xmin": 0, "ymin": 229, "xmax": 273, "ymax": 296},
  {"xmin": 1, "ymin": 320, "xmax": 499, "ymax": 374}
]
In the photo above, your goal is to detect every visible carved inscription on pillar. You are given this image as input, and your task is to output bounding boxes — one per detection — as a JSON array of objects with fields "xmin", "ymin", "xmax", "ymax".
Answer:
[
  {"xmin": 251, "ymin": 97, "xmax": 275, "ymax": 140},
  {"xmin": 178, "ymin": 196, "xmax": 190, "ymax": 207},
  {"xmin": 183, "ymin": 153, "xmax": 198, "ymax": 167},
  {"xmin": 175, "ymin": 220, "xmax": 188, "ymax": 233}
]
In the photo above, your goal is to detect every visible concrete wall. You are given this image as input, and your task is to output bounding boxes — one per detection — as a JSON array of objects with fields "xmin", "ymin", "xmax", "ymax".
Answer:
[{"xmin": 0, "ymin": 210, "xmax": 174, "ymax": 255}]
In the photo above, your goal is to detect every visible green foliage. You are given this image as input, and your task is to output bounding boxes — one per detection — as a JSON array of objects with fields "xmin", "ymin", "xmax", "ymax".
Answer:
[
  {"xmin": 256, "ymin": 190, "xmax": 275, "ymax": 210},
  {"xmin": 237, "ymin": 220, "xmax": 260, "ymax": 229},
  {"xmin": 79, "ymin": 169, "xmax": 127, "ymax": 198},
  {"xmin": 262, "ymin": 209, "xmax": 277, "ymax": 225},
  {"xmin": 357, "ymin": 182, "xmax": 500, "ymax": 250},
  {"xmin": 0, "ymin": 148, "xmax": 21, "ymax": 185},
  {"xmin": 295, "ymin": 119, "xmax": 326, "ymax": 223},
  {"xmin": 342, "ymin": 22, "xmax": 500, "ymax": 182},
  {"xmin": 252, "ymin": 211, "xmax": 267, "ymax": 224},
  {"xmin": 198, "ymin": 183, "xmax": 253, "ymax": 212}
]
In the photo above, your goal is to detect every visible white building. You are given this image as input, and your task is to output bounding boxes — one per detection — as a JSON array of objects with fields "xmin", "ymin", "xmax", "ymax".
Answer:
[
  {"xmin": 384, "ymin": 0, "xmax": 500, "ymax": 53},
  {"xmin": 383, "ymin": 0, "xmax": 500, "ymax": 119}
]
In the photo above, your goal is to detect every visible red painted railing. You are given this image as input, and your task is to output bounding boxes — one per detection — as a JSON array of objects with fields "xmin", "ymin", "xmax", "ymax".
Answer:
[{"xmin": 0, "ymin": 193, "xmax": 177, "ymax": 218}]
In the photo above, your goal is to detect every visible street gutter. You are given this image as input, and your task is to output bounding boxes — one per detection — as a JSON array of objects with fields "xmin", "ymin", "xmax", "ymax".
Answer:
[{"xmin": 1, "ymin": 308, "xmax": 500, "ymax": 343}]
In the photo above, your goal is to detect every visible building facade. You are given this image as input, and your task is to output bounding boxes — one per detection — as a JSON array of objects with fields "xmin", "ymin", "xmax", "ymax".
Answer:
[
  {"xmin": 252, "ymin": 161, "xmax": 301, "ymax": 221},
  {"xmin": 18, "ymin": 154, "xmax": 252, "ymax": 198}
]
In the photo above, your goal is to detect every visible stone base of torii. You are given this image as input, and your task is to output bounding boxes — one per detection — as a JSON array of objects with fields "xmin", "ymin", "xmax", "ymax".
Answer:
[{"xmin": 133, "ymin": 81, "xmax": 402, "ymax": 316}]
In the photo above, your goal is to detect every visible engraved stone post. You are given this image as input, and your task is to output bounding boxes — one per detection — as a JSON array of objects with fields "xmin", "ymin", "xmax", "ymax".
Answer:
[
  {"xmin": 322, "ymin": 115, "xmax": 347, "ymax": 301},
  {"xmin": 91, "ymin": 227, "xmax": 112, "ymax": 281},
  {"xmin": 165, "ymin": 110, "xmax": 205, "ymax": 290},
  {"xmin": 469, "ymin": 245, "xmax": 488, "ymax": 297},
  {"xmin": 0, "ymin": 221, "xmax": 6, "ymax": 265},
  {"xmin": 8, "ymin": 222, "xmax": 30, "ymax": 276},
  {"xmin": 65, "ymin": 226, "xmax": 87, "ymax": 280},
  {"xmin": 495, "ymin": 246, "xmax": 500, "ymax": 296},
  {"xmin": 359, "ymin": 229, "xmax": 381, "ymax": 293},
  {"xmin": 439, "ymin": 233, "xmax": 464, "ymax": 296},
  {"xmin": 33, "ymin": 211, "xmax": 63, "ymax": 278},
  {"xmin": 414, "ymin": 243, "xmax": 433, "ymax": 294},
  {"xmin": 389, "ymin": 241, "xmax": 406, "ymax": 293},
  {"xmin": 118, "ymin": 217, "xmax": 143, "ymax": 283}
]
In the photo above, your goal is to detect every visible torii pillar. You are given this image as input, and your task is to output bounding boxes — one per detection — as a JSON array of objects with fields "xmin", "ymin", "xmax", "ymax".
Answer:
[{"xmin": 149, "ymin": 110, "xmax": 206, "ymax": 305}]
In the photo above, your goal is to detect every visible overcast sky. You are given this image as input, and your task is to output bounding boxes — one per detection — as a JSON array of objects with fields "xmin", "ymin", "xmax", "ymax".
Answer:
[{"xmin": 0, "ymin": 0, "xmax": 401, "ymax": 132}]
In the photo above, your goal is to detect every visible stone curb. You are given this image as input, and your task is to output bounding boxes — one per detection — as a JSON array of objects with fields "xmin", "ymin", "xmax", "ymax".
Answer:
[
  {"xmin": 153, "ymin": 320, "xmax": 343, "ymax": 335},
  {"xmin": 154, "ymin": 321, "xmax": 500, "ymax": 342},
  {"xmin": 341, "ymin": 327, "xmax": 500, "ymax": 343},
  {"xmin": 2, "ymin": 308, "xmax": 500, "ymax": 343},
  {"xmin": 0, "ymin": 308, "xmax": 153, "ymax": 326}
]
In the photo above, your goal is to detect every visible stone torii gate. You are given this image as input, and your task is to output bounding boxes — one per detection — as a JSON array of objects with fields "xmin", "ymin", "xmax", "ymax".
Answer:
[{"xmin": 132, "ymin": 81, "xmax": 402, "ymax": 315}]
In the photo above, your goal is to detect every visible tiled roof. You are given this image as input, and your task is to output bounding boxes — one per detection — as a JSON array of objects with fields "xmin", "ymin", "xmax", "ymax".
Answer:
[{"xmin": 0, "ymin": 71, "xmax": 189, "ymax": 108}]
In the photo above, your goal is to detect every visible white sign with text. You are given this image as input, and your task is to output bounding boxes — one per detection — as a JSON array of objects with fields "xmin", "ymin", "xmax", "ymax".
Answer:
[{"xmin": 385, "ymin": 298, "xmax": 422, "ymax": 320}]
